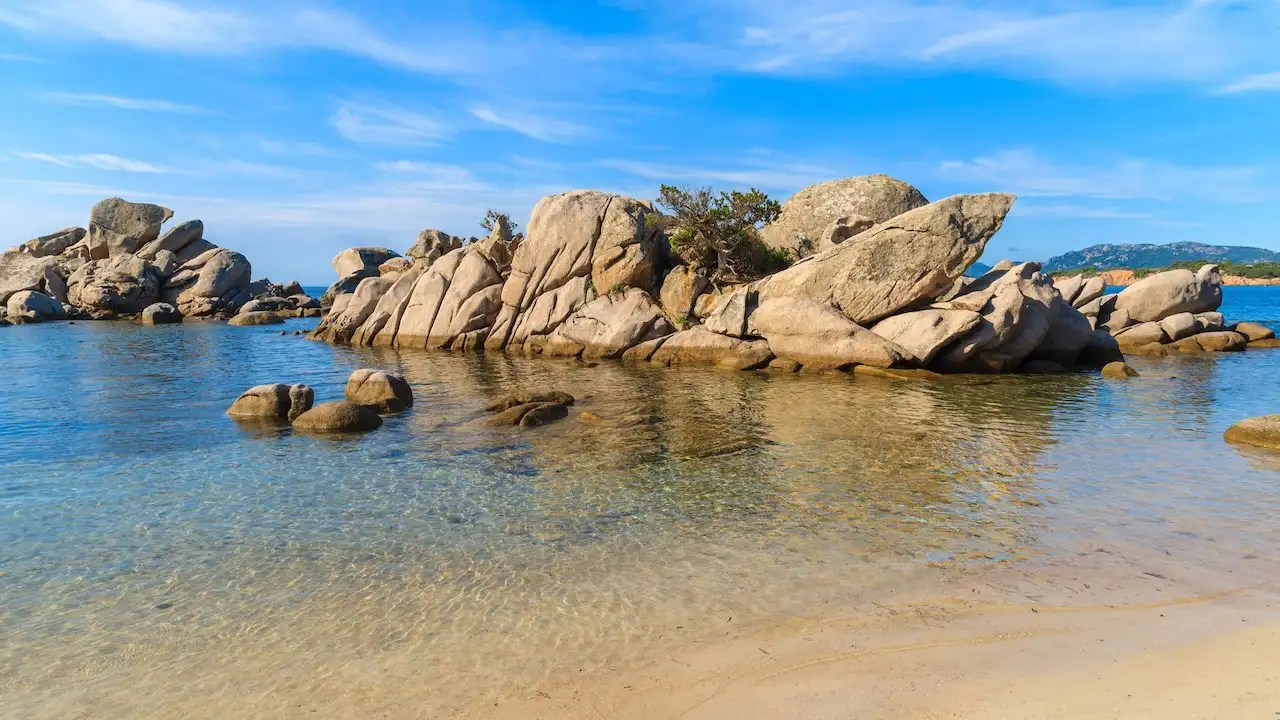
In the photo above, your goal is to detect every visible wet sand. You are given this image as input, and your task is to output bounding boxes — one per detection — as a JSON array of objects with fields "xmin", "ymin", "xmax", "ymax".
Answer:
[{"xmin": 484, "ymin": 553, "xmax": 1280, "ymax": 720}]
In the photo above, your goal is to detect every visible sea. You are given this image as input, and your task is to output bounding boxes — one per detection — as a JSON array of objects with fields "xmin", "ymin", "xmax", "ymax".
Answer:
[{"xmin": 3, "ymin": 286, "xmax": 1280, "ymax": 717}]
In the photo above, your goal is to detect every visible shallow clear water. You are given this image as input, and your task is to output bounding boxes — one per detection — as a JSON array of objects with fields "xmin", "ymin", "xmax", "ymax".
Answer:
[{"xmin": 3, "ymin": 288, "xmax": 1280, "ymax": 717}]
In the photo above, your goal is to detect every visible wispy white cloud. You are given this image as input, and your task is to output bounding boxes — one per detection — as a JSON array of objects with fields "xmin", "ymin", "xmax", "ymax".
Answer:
[
  {"xmin": 13, "ymin": 151, "xmax": 176, "ymax": 174},
  {"xmin": 1014, "ymin": 202, "xmax": 1203, "ymax": 227},
  {"xmin": 598, "ymin": 157, "xmax": 839, "ymax": 191},
  {"xmin": 938, "ymin": 148, "xmax": 1261, "ymax": 204},
  {"xmin": 330, "ymin": 103, "xmax": 453, "ymax": 146},
  {"xmin": 1217, "ymin": 71, "xmax": 1280, "ymax": 94},
  {"xmin": 40, "ymin": 91, "xmax": 213, "ymax": 114},
  {"xmin": 0, "ymin": 52, "xmax": 41, "ymax": 62},
  {"xmin": 470, "ymin": 106, "xmax": 590, "ymax": 143}
]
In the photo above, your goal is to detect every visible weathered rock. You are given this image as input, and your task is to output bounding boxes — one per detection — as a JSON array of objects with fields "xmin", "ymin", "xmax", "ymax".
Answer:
[
  {"xmin": 241, "ymin": 297, "xmax": 293, "ymax": 314},
  {"xmin": 392, "ymin": 243, "xmax": 506, "ymax": 350},
  {"xmin": 485, "ymin": 401, "xmax": 569, "ymax": 427},
  {"xmin": 165, "ymin": 249, "xmax": 252, "ymax": 317},
  {"xmin": 1078, "ymin": 329, "xmax": 1125, "ymax": 368},
  {"xmin": 0, "ymin": 250, "xmax": 67, "ymax": 305},
  {"xmin": 1114, "ymin": 265, "xmax": 1222, "ymax": 323},
  {"xmin": 22, "ymin": 227, "xmax": 85, "ymax": 257},
  {"xmin": 1073, "ymin": 277, "xmax": 1107, "ymax": 309},
  {"xmin": 1194, "ymin": 312, "xmax": 1224, "ymax": 333},
  {"xmin": 379, "ymin": 257, "xmax": 412, "ymax": 276},
  {"xmin": 1115, "ymin": 321, "xmax": 1168, "ymax": 348},
  {"xmin": 350, "ymin": 262, "xmax": 427, "ymax": 346},
  {"xmin": 756, "ymin": 193, "xmax": 1015, "ymax": 326},
  {"xmin": 1077, "ymin": 292, "xmax": 1117, "ymax": 317},
  {"xmin": 138, "ymin": 220, "xmax": 203, "ymax": 260},
  {"xmin": 1101, "ymin": 308, "xmax": 1134, "ymax": 334},
  {"xmin": 702, "ymin": 286, "xmax": 751, "ymax": 337},
  {"xmin": 1195, "ymin": 331, "xmax": 1247, "ymax": 352},
  {"xmin": 86, "ymin": 198, "xmax": 174, "ymax": 259},
  {"xmin": 870, "ymin": 308, "xmax": 981, "ymax": 366},
  {"xmin": 6, "ymin": 290, "xmax": 65, "ymax": 322},
  {"xmin": 853, "ymin": 365, "xmax": 945, "ymax": 381},
  {"xmin": 659, "ymin": 266, "xmax": 709, "ymax": 324},
  {"xmin": 748, "ymin": 296, "xmax": 904, "ymax": 370},
  {"xmin": 1249, "ymin": 338, "xmax": 1280, "ymax": 349},
  {"xmin": 650, "ymin": 327, "xmax": 773, "ymax": 370},
  {"xmin": 280, "ymin": 280, "xmax": 304, "ymax": 298},
  {"xmin": 292, "ymin": 401, "xmax": 383, "ymax": 433},
  {"xmin": 485, "ymin": 391, "xmax": 575, "ymax": 412},
  {"xmin": 1052, "ymin": 275, "xmax": 1084, "ymax": 305},
  {"xmin": 768, "ymin": 357, "xmax": 803, "ymax": 372},
  {"xmin": 816, "ymin": 214, "xmax": 876, "ymax": 253},
  {"xmin": 1233, "ymin": 321, "xmax": 1276, "ymax": 342},
  {"xmin": 1159, "ymin": 312, "xmax": 1198, "ymax": 342},
  {"xmin": 487, "ymin": 191, "xmax": 664, "ymax": 351},
  {"xmin": 546, "ymin": 288, "xmax": 675, "ymax": 359},
  {"xmin": 407, "ymin": 230, "xmax": 463, "ymax": 263},
  {"xmin": 246, "ymin": 278, "xmax": 285, "ymax": 299},
  {"xmin": 67, "ymin": 255, "xmax": 163, "ymax": 315},
  {"xmin": 1102, "ymin": 362, "xmax": 1140, "ymax": 379},
  {"xmin": 152, "ymin": 249, "xmax": 177, "ymax": 277},
  {"xmin": 761, "ymin": 175, "xmax": 930, "ymax": 257},
  {"xmin": 171, "ymin": 238, "xmax": 217, "ymax": 267},
  {"xmin": 290, "ymin": 294, "xmax": 321, "ymax": 310},
  {"xmin": 620, "ymin": 335, "xmax": 672, "ymax": 362},
  {"xmin": 345, "ymin": 369, "xmax": 413, "ymax": 413},
  {"xmin": 228, "ymin": 311, "xmax": 284, "ymax": 326},
  {"xmin": 311, "ymin": 275, "xmax": 396, "ymax": 343},
  {"xmin": 324, "ymin": 247, "xmax": 401, "ymax": 304},
  {"xmin": 141, "ymin": 302, "xmax": 182, "ymax": 324},
  {"xmin": 1224, "ymin": 415, "xmax": 1280, "ymax": 451},
  {"xmin": 227, "ymin": 383, "xmax": 312, "ymax": 421}
]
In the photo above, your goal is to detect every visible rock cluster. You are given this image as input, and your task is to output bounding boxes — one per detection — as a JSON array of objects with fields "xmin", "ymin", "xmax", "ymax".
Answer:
[
  {"xmin": 482, "ymin": 390, "xmax": 576, "ymax": 427},
  {"xmin": 1, "ymin": 197, "xmax": 310, "ymax": 324},
  {"xmin": 312, "ymin": 179, "xmax": 1117, "ymax": 375},
  {"xmin": 1061, "ymin": 265, "xmax": 1274, "ymax": 357},
  {"xmin": 228, "ymin": 369, "xmax": 413, "ymax": 434}
]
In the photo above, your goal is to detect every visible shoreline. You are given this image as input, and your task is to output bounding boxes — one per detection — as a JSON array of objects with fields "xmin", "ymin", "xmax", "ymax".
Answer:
[{"xmin": 482, "ymin": 557, "xmax": 1280, "ymax": 719}]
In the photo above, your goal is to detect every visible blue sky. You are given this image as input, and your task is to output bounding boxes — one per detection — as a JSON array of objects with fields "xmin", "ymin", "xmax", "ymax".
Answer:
[{"xmin": 1, "ymin": 0, "xmax": 1278, "ymax": 283}]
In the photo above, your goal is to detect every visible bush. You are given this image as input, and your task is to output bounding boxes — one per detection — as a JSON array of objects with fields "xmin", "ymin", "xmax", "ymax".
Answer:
[
  {"xmin": 480, "ymin": 209, "xmax": 518, "ymax": 235},
  {"xmin": 652, "ymin": 185, "xmax": 784, "ymax": 283}
]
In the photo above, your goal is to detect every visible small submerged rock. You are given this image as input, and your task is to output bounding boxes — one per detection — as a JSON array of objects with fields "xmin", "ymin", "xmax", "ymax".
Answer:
[
  {"xmin": 228, "ymin": 311, "xmax": 283, "ymax": 326},
  {"xmin": 1101, "ymin": 362, "xmax": 1140, "ymax": 379},
  {"xmin": 292, "ymin": 401, "xmax": 383, "ymax": 433},
  {"xmin": 1225, "ymin": 415, "xmax": 1280, "ymax": 451},
  {"xmin": 485, "ymin": 391, "xmax": 575, "ymax": 413}
]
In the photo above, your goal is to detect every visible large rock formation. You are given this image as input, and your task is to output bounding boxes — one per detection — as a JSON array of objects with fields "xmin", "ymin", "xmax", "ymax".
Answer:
[
  {"xmin": 163, "ymin": 248, "xmax": 252, "ymax": 317},
  {"xmin": 0, "ymin": 251, "xmax": 67, "ymax": 304},
  {"xmin": 1114, "ymin": 265, "xmax": 1222, "ymax": 323},
  {"xmin": 761, "ymin": 175, "xmax": 930, "ymax": 257},
  {"xmin": 86, "ymin": 198, "xmax": 174, "ymax": 260},
  {"xmin": 407, "ymin": 229, "xmax": 463, "ymax": 263},
  {"xmin": 544, "ymin": 288, "xmax": 674, "ymax": 359},
  {"xmin": 67, "ymin": 255, "xmax": 164, "ymax": 316},
  {"xmin": 756, "ymin": 193, "xmax": 1015, "ymax": 326},
  {"xmin": 323, "ymin": 247, "xmax": 401, "ymax": 305},
  {"xmin": 6, "ymin": 290, "xmax": 65, "ymax": 323},
  {"xmin": 21, "ymin": 227, "xmax": 86, "ymax": 258}
]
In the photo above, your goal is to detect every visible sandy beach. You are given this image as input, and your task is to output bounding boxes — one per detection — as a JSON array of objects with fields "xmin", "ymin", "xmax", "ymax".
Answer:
[{"xmin": 485, "ymin": 552, "xmax": 1280, "ymax": 720}]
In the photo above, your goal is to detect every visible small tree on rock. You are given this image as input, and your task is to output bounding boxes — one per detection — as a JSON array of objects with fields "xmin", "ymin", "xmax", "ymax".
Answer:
[
  {"xmin": 652, "ymin": 185, "xmax": 785, "ymax": 284},
  {"xmin": 480, "ymin": 210, "xmax": 518, "ymax": 237}
]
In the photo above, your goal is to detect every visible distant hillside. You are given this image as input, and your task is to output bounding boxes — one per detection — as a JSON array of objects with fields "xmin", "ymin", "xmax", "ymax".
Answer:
[
  {"xmin": 1045, "ymin": 242, "xmax": 1280, "ymax": 272},
  {"xmin": 965, "ymin": 262, "xmax": 992, "ymax": 278}
]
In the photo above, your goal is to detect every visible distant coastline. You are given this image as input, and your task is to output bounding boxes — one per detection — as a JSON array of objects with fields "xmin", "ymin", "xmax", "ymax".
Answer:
[
  {"xmin": 1089, "ymin": 269, "xmax": 1280, "ymax": 287},
  {"xmin": 1050, "ymin": 261, "xmax": 1280, "ymax": 287}
]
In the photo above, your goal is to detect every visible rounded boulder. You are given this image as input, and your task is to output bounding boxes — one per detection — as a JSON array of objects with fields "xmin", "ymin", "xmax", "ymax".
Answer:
[
  {"xmin": 228, "ymin": 311, "xmax": 284, "ymax": 326},
  {"xmin": 345, "ymin": 369, "xmax": 413, "ymax": 413},
  {"xmin": 1225, "ymin": 415, "xmax": 1280, "ymax": 451},
  {"xmin": 292, "ymin": 401, "xmax": 383, "ymax": 433},
  {"xmin": 141, "ymin": 302, "xmax": 182, "ymax": 325}
]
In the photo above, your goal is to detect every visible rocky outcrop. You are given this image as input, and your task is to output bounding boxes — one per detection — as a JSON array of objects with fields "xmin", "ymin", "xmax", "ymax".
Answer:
[
  {"xmin": 659, "ymin": 266, "xmax": 709, "ymax": 323},
  {"xmin": 3, "ymin": 198, "xmax": 256, "ymax": 321},
  {"xmin": 345, "ymin": 369, "xmax": 413, "ymax": 414},
  {"xmin": 756, "ymin": 193, "xmax": 1015, "ymax": 326},
  {"xmin": 1114, "ymin": 265, "xmax": 1222, "ymax": 322},
  {"xmin": 6, "ymin": 290, "xmax": 65, "ymax": 323},
  {"xmin": 323, "ymin": 247, "xmax": 400, "ymax": 304},
  {"xmin": 67, "ymin": 255, "xmax": 163, "ymax": 317},
  {"xmin": 407, "ymin": 229, "xmax": 463, "ymax": 263},
  {"xmin": 545, "ymin": 289, "xmax": 674, "ymax": 359},
  {"xmin": 761, "ymin": 175, "xmax": 929, "ymax": 257},
  {"xmin": 164, "ymin": 248, "xmax": 252, "ymax": 317},
  {"xmin": 871, "ymin": 308, "xmax": 982, "ymax": 366},
  {"xmin": 86, "ymin": 198, "xmax": 173, "ymax": 260},
  {"xmin": 141, "ymin": 302, "xmax": 182, "ymax": 324},
  {"xmin": 650, "ymin": 327, "xmax": 773, "ymax": 370}
]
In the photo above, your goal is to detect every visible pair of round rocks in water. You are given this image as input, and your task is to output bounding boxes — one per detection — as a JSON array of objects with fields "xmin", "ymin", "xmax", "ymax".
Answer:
[{"xmin": 227, "ymin": 369, "xmax": 411, "ymax": 433}]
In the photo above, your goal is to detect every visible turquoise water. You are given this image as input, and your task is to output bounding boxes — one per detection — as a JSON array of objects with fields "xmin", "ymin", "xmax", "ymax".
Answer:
[{"xmin": 3, "ymin": 288, "xmax": 1280, "ymax": 717}]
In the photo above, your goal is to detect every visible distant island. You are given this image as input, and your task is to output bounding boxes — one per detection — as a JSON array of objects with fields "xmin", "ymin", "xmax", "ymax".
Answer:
[{"xmin": 1045, "ymin": 242, "xmax": 1280, "ymax": 272}]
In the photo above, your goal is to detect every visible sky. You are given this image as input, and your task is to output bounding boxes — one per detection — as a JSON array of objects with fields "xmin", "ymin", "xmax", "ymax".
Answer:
[{"xmin": 1, "ymin": 0, "xmax": 1278, "ymax": 284}]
